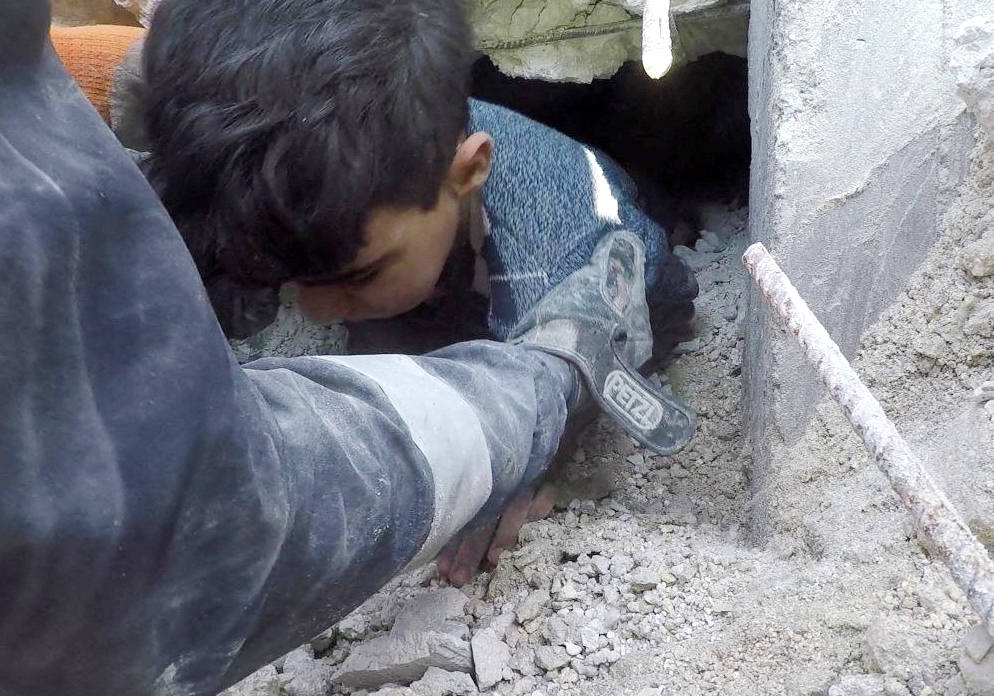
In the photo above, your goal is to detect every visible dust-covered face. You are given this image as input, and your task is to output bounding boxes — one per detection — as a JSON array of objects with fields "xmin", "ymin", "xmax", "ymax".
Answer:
[
  {"xmin": 293, "ymin": 131, "xmax": 493, "ymax": 323},
  {"xmin": 295, "ymin": 197, "xmax": 462, "ymax": 321}
]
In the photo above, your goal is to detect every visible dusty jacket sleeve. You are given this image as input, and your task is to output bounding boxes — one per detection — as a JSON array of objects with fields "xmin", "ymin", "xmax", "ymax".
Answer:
[{"xmin": 0, "ymin": 14, "xmax": 572, "ymax": 696}]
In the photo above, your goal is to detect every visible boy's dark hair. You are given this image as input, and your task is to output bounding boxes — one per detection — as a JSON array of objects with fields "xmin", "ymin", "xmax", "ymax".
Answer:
[{"xmin": 143, "ymin": 0, "xmax": 475, "ymax": 288}]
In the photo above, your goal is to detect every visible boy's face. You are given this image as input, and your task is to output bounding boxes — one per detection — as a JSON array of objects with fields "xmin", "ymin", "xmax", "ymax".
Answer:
[
  {"xmin": 296, "ymin": 197, "xmax": 462, "ymax": 321},
  {"xmin": 295, "ymin": 132, "xmax": 493, "ymax": 323}
]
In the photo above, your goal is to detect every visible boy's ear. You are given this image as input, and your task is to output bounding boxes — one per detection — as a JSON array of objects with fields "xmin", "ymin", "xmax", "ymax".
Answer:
[{"xmin": 448, "ymin": 131, "xmax": 493, "ymax": 196}]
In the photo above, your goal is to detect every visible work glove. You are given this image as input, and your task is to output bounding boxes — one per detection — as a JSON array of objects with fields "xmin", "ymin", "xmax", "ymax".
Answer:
[{"xmin": 508, "ymin": 230, "xmax": 695, "ymax": 454}]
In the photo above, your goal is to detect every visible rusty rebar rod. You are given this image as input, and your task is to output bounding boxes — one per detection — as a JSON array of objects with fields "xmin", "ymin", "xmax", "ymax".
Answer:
[{"xmin": 743, "ymin": 242, "xmax": 994, "ymax": 635}]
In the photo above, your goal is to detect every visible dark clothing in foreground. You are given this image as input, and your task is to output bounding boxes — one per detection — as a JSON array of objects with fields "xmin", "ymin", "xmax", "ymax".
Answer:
[{"xmin": 0, "ymin": 7, "xmax": 573, "ymax": 695}]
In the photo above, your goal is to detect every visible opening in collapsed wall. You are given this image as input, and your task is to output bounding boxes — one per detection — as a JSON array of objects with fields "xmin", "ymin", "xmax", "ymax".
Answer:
[{"xmin": 471, "ymin": 51, "xmax": 750, "ymax": 247}]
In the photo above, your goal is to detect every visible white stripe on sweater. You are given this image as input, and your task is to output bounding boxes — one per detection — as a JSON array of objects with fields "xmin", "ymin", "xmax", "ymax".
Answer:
[{"xmin": 316, "ymin": 354, "xmax": 492, "ymax": 567}]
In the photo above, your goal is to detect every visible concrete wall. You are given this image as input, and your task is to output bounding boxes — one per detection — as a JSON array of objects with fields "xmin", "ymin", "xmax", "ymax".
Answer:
[{"xmin": 745, "ymin": 0, "xmax": 991, "ymax": 537}]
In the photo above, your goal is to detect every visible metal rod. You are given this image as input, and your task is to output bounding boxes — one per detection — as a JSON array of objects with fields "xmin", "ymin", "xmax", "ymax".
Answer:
[
  {"xmin": 742, "ymin": 242, "xmax": 994, "ymax": 635},
  {"xmin": 642, "ymin": 0, "xmax": 674, "ymax": 79}
]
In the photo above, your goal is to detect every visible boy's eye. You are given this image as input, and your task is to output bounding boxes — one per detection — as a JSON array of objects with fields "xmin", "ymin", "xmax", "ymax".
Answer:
[
  {"xmin": 296, "ymin": 263, "xmax": 382, "ymax": 288},
  {"xmin": 342, "ymin": 266, "xmax": 380, "ymax": 287}
]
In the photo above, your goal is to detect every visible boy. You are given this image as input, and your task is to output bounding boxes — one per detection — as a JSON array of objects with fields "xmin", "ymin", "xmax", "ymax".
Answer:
[
  {"xmin": 137, "ymin": 0, "xmax": 699, "ymax": 359},
  {"xmin": 3, "ymin": 5, "xmax": 669, "ymax": 691},
  {"xmin": 47, "ymin": 0, "xmax": 697, "ymax": 582}
]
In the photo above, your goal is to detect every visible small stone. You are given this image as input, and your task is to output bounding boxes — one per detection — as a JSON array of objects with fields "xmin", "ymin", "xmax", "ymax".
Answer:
[
  {"xmin": 862, "ymin": 617, "xmax": 927, "ymax": 681},
  {"xmin": 660, "ymin": 572, "xmax": 678, "ymax": 586},
  {"xmin": 579, "ymin": 626, "xmax": 602, "ymax": 651},
  {"xmin": 883, "ymin": 678, "xmax": 912, "ymax": 696},
  {"xmin": 466, "ymin": 599, "xmax": 492, "ymax": 621},
  {"xmin": 964, "ymin": 303, "xmax": 994, "ymax": 338},
  {"xmin": 785, "ymin": 666, "xmax": 833, "ymax": 696},
  {"xmin": 310, "ymin": 628, "xmax": 336, "ymax": 655},
  {"xmin": 671, "ymin": 562, "xmax": 698, "ymax": 583},
  {"xmin": 602, "ymin": 585, "xmax": 622, "ymax": 605},
  {"xmin": 534, "ymin": 645, "xmax": 570, "ymax": 672},
  {"xmin": 471, "ymin": 628, "xmax": 511, "ymax": 690},
  {"xmin": 220, "ymin": 665, "xmax": 283, "ymax": 696},
  {"xmin": 281, "ymin": 648, "xmax": 336, "ymax": 696},
  {"xmin": 827, "ymin": 674, "xmax": 887, "ymax": 696},
  {"xmin": 590, "ymin": 555, "xmax": 612, "ymax": 576},
  {"xmin": 393, "ymin": 589, "xmax": 469, "ymax": 636},
  {"xmin": 541, "ymin": 616, "xmax": 570, "ymax": 645},
  {"xmin": 368, "ymin": 686, "xmax": 413, "ymax": 696},
  {"xmin": 961, "ymin": 625, "xmax": 994, "ymax": 696},
  {"xmin": 674, "ymin": 339, "xmax": 702, "ymax": 355},
  {"xmin": 673, "ymin": 245, "xmax": 713, "ymax": 271},
  {"xmin": 609, "ymin": 554, "xmax": 635, "ymax": 577},
  {"xmin": 961, "ymin": 234, "xmax": 994, "ymax": 278},
  {"xmin": 515, "ymin": 589, "xmax": 550, "ymax": 624},
  {"xmin": 564, "ymin": 642, "xmax": 582, "ymax": 657},
  {"xmin": 333, "ymin": 632, "xmax": 472, "ymax": 690},
  {"xmin": 553, "ymin": 581, "xmax": 580, "ymax": 602},
  {"xmin": 337, "ymin": 612, "xmax": 371, "ymax": 641},
  {"xmin": 586, "ymin": 649, "xmax": 621, "ymax": 666},
  {"xmin": 697, "ymin": 229, "xmax": 727, "ymax": 252},
  {"xmin": 965, "ymin": 625, "xmax": 994, "ymax": 663},
  {"xmin": 509, "ymin": 646, "xmax": 539, "ymax": 677},
  {"xmin": 410, "ymin": 667, "xmax": 478, "ymax": 696},
  {"xmin": 634, "ymin": 689, "xmax": 663, "ymax": 696},
  {"xmin": 670, "ymin": 463, "xmax": 690, "ymax": 479},
  {"xmin": 629, "ymin": 568, "xmax": 660, "ymax": 592},
  {"xmin": 711, "ymin": 602, "xmax": 735, "ymax": 615}
]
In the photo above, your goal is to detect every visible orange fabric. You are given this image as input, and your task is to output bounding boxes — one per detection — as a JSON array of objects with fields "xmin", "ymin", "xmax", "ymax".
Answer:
[{"xmin": 50, "ymin": 25, "xmax": 147, "ymax": 122}]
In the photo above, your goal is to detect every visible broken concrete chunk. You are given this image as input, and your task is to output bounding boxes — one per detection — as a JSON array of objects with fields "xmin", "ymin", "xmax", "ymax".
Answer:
[
  {"xmin": 280, "ymin": 647, "xmax": 336, "ymax": 696},
  {"xmin": 961, "ymin": 624, "xmax": 994, "ymax": 696},
  {"xmin": 952, "ymin": 15, "xmax": 994, "ymax": 137},
  {"xmin": 333, "ymin": 632, "xmax": 472, "ymax": 690},
  {"xmin": 219, "ymin": 665, "xmax": 283, "ymax": 696},
  {"xmin": 587, "ymin": 648, "xmax": 621, "ymax": 666},
  {"xmin": 826, "ymin": 674, "xmax": 904, "ymax": 696},
  {"xmin": 541, "ymin": 615, "xmax": 571, "ymax": 646},
  {"xmin": 515, "ymin": 589, "xmax": 550, "ymax": 623},
  {"xmin": 961, "ymin": 234, "xmax": 994, "ymax": 278},
  {"xmin": 534, "ymin": 645, "xmax": 571, "ymax": 672},
  {"xmin": 964, "ymin": 302, "xmax": 994, "ymax": 338},
  {"xmin": 826, "ymin": 675, "xmax": 884, "ymax": 696},
  {"xmin": 670, "ymin": 562, "xmax": 698, "ymax": 583},
  {"xmin": 509, "ymin": 645, "xmax": 540, "ymax": 677},
  {"xmin": 590, "ymin": 554, "xmax": 612, "ymax": 576},
  {"xmin": 337, "ymin": 611, "xmax": 371, "ymax": 641},
  {"xmin": 309, "ymin": 627, "xmax": 335, "ymax": 655},
  {"xmin": 471, "ymin": 628, "xmax": 511, "ymax": 690},
  {"xmin": 392, "ymin": 588, "xmax": 470, "ymax": 636},
  {"xmin": 368, "ymin": 687, "xmax": 415, "ymax": 696},
  {"xmin": 862, "ymin": 617, "xmax": 929, "ymax": 681},
  {"xmin": 629, "ymin": 568, "xmax": 660, "ymax": 592},
  {"xmin": 964, "ymin": 624, "xmax": 994, "ymax": 663},
  {"xmin": 410, "ymin": 667, "xmax": 479, "ymax": 696}
]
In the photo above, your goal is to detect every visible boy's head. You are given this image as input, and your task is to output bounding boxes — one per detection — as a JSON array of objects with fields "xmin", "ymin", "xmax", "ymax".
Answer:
[{"xmin": 144, "ymin": 0, "xmax": 491, "ymax": 321}]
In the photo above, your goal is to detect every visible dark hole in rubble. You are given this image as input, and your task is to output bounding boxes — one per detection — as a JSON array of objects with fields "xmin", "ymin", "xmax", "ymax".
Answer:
[{"xmin": 471, "ymin": 52, "xmax": 750, "ymax": 247}]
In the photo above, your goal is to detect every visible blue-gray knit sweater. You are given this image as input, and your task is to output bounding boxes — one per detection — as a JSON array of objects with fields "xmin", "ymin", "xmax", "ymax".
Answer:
[{"xmin": 471, "ymin": 99, "xmax": 671, "ymax": 340}]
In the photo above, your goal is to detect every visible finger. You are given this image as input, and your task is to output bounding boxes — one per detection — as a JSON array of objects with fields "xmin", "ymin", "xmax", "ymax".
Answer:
[
  {"xmin": 435, "ymin": 537, "xmax": 460, "ymax": 579},
  {"xmin": 448, "ymin": 524, "xmax": 494, "ymax": 587},
  {"xmin": 487, "ymin": 491, "xmax": 533, "ymax": 565},
  {"xmin": 527, "ymin": 482, "xmax": 558, "ymax": 522}
]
